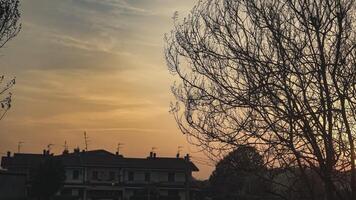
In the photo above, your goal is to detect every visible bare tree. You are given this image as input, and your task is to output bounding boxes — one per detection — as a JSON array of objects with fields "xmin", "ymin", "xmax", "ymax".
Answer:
[
  {"xmin": 165, "ymin": 0, "xmax": 355, "ymax": 200},
  {"xmin": 0, "ymin": 0, "xmax": 21, "ymax": 120}
]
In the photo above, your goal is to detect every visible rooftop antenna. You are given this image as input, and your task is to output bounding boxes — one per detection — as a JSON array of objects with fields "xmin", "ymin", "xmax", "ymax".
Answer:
[
  {"xmin": 117, "ymin": 143, "xmax": 124, "ymax": 155},
  {"xmin": 83, "ymin": 131, "xmax": 89, "ymax": 151},
  {"xmin": 17, "ymin": 141, "xmax": 24, "ymax": 153},
  {"xmin": 47, "ymin": 144, "xmax": 54, "ymax": 152},
  {"xmin": 177, "ymin": 146, "xmax": 183, "ymax": 154},
  {"xmin": 62, "ymin": 141, "xmax": 68, "ymax": 151}
]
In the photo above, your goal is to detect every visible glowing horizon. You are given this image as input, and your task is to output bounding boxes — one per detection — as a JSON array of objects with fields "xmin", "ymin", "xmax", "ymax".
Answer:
[{"xmin": 0, "ymin": 0, "xmax": 212, "ymax": 179}]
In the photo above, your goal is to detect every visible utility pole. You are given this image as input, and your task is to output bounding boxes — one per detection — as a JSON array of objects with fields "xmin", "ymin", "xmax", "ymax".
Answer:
[
  {"xmin": 17, "ymin": 141, "xmax": 24, "ymax": 153},
  {"xmin": 84, "ymin": 131, "xmax": 89, "ymax": 151}
]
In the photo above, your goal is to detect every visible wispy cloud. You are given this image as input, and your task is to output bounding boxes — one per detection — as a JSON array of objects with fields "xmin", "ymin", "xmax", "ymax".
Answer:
[
  {"xmin": 1, "ymin": 0, "xmax": 210, "ymax": 179},
  {"xmin": 71, "ymin": 0, "xmax": 150, "ymax": 15},
  {"xmin": 60, "ymin": 127, "xmax": 164, "ymax": 134},
  {"xmin": 51, "ymin": 33, "xmax": 132, "ymax": 56}
]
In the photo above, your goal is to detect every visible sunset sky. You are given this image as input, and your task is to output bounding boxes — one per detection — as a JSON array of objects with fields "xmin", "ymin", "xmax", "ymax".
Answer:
[{"xmin": 0, "ymin": 0, "xmax": 213, "ymax": 179}]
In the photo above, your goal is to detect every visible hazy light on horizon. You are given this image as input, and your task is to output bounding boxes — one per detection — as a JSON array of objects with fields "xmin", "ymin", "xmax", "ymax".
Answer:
[{"xmin": 0, "ymin": 0, "xmax": 213, "ymax": 179}]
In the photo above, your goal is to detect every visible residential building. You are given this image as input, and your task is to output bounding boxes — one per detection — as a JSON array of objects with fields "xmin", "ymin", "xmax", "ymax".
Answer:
[
  {"xmin": 1, "ymin": 149, "xmax": 199, "ymax": 200},
  {"xmin": 0, "ymin": 168, "xmax": 27, "ymax": 200}
]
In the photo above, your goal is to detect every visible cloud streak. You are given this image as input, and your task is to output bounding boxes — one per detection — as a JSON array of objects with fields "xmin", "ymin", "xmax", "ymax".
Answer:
[{"xmin": 0, "ymin": 0, "xmax": 213, "ymax": 179}]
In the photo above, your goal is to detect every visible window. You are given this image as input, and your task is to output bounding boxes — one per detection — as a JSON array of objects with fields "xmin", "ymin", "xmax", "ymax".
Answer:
[
  {"xmin": 109, "ymin": 171, "xmax": 115, "ymax": 181},
  {"xmin": 60, "ymin": 189, "xmax": 71, "ymax": 195},
  {"xmin": 117, "ymin": 172, "xmax": 122, "ymax": 183},
  {"xmin": 168, "ymin": 172, "xmax": 175, "ymax": 182},
  {"xmin": 92, "ymin": 171, "xmax": 98, "ymax": 180},
  {"xmin": 72, "ymin": 189, "xmax": 79, "ymax": 196},
  {"xmin": 99, "ymin": 171, "xmax": 105, "ymax": 179},
  {"xmin": 168, "ymin": 190, "xmax": 178, "ymax": 196},
  {"xmin": 128, "ymin": 171, "xmax": 134, "ymax": 181},
  {"xmin": 72, "ymin": 170, "xmax": 79, "ymax": 180},
  {"xmin": 144, "ymin": 172, "xmax": 150, "ymax": 182}
]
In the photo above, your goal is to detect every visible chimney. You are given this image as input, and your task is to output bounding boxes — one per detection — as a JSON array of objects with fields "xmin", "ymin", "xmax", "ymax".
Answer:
[
  {"xmin": 149, "ymin": 151, "xmax": 153, "ymax": 158},
  {"xmin": 7, "ymin": 151, "xmax": 11, "ymax": 157},
  {"xmin": 184, "ymin": 154, "xmax": 190, "ymax": 161},
  {"xmin": 74, "ymin": 147, "xmax": 80, "ymax": 154},
  {"xmin": 116, "ymin": 151, "xmax": 119, "ymax": 156},
  {"xmin": 153, "ymin": 153, "xmax": 156, "ymax": 158},
  {"xmin": 43, "ymin": 149, "xmax": 46, "ymax": 155},
  {"xmin": 176, "ymin": 153, "xmax": 180, "ymax": 158},
  {"xmin": 62, "ymin": 149, "xmax": 69, "ymax": 155}
]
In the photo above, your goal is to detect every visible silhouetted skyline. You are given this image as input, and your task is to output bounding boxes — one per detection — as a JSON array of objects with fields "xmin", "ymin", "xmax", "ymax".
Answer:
[{"xmin": 0, "ymin": 0, "xmax": 212, "ymax": 179}]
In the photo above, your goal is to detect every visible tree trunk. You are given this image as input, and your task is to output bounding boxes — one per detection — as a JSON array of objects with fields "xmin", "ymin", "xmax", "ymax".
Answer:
[{"xmin": 324, "ymin": 176, "xmax": 336, "ymax": 200}]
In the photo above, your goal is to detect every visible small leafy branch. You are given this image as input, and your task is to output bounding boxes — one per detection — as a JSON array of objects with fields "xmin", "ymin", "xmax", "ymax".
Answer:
[{"xmin": 0, "ymin": 75, "xmax": 15, "ymax": 120}]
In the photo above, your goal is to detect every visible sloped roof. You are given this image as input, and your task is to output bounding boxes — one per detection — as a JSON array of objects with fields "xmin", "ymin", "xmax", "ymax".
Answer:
[
  {"xmin": 1, "ymin": 153, "xmax": 44, "ymax": 168},
  {"xmin": 121, "ymin": 157, "xmax": 199, "ymax": 171},
  {"xmin": 57, "ymin": 149, "xmax": 118, "ymax": 166},
  {"xmin": 1, "ymin": 149, "xmax": 199, "ymax": 171}
]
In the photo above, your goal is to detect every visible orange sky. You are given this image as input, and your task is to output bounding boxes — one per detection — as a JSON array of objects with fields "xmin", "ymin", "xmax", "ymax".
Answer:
[{"xmin": 0, "ymin": 0, "xmax": 213, "ymax": 179}]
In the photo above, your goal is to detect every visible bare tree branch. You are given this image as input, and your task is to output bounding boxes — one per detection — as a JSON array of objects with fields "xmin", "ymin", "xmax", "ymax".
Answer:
[
  {"xmin": 0, "ymin": 0, "xmax": 21, "ymax": 120},
  {"xmin": 165, "ymin": 0, "xmax": 356, "ymax": 199}
]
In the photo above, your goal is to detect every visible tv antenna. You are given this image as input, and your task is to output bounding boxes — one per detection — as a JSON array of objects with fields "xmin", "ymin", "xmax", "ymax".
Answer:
[
  {"xmin": 17, "ymin": 141, "xmax": 24, "ymax": 153},
  {"xmin": 47, "ymin": 144, "xmax": 54, "ymax": 152},
  {"xmin": 117, "ymin": 143, "xmax": 124, "ymax": 155},
  {"xmin": 62, "ymin": 140, "xmax": 69, "ymax": 151},
  {"xmin": 177, "ymin": 146, "xmax": 183, "ymax": 154},
  {"xmin": 83, "ymin": 131, "xmax": 89, "ymax": 151}
]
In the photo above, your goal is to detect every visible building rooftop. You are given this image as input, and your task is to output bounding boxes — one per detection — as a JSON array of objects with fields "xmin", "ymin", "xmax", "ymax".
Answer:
[{"xmin": 1, "ymin": 149, "xmax": 199, "ymax": 171}]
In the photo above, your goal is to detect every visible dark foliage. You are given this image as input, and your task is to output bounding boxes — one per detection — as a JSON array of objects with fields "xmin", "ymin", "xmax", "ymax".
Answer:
[
  {"xmin": 209, "ymin": 146, "xmax": 270, "ymax": 200},
  {"xmin": 30, "ymin": 157, "xmax": 66, "ymax": 200}
]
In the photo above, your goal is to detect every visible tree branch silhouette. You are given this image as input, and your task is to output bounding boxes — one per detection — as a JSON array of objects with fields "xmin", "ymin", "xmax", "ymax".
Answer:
[
  {"xmin": 0, "ymin": 0, "xmax": 21, "ymax": 120},
  {"xmin": 165, "ymin": 0, "xmax": 356, "ymax": 199}
]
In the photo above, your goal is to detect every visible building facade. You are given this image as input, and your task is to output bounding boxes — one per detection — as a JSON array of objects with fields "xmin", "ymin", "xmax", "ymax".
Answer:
[
  {"xmin": 1, "ymin": 149, "xmax": 199, "ymax": 200},
  {"xmin": 0, "ymin": 169, "xmax": 27, "ymax": 200}
]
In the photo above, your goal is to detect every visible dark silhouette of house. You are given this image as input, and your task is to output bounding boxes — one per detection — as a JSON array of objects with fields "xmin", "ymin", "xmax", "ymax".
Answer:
[
  {"xmin": 1, "ymin": 149, "xmax": 199, "ymax": 200},
  {"xmin": 0, "ymin": 168, "xmax": 26, "ymax": 200}
]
